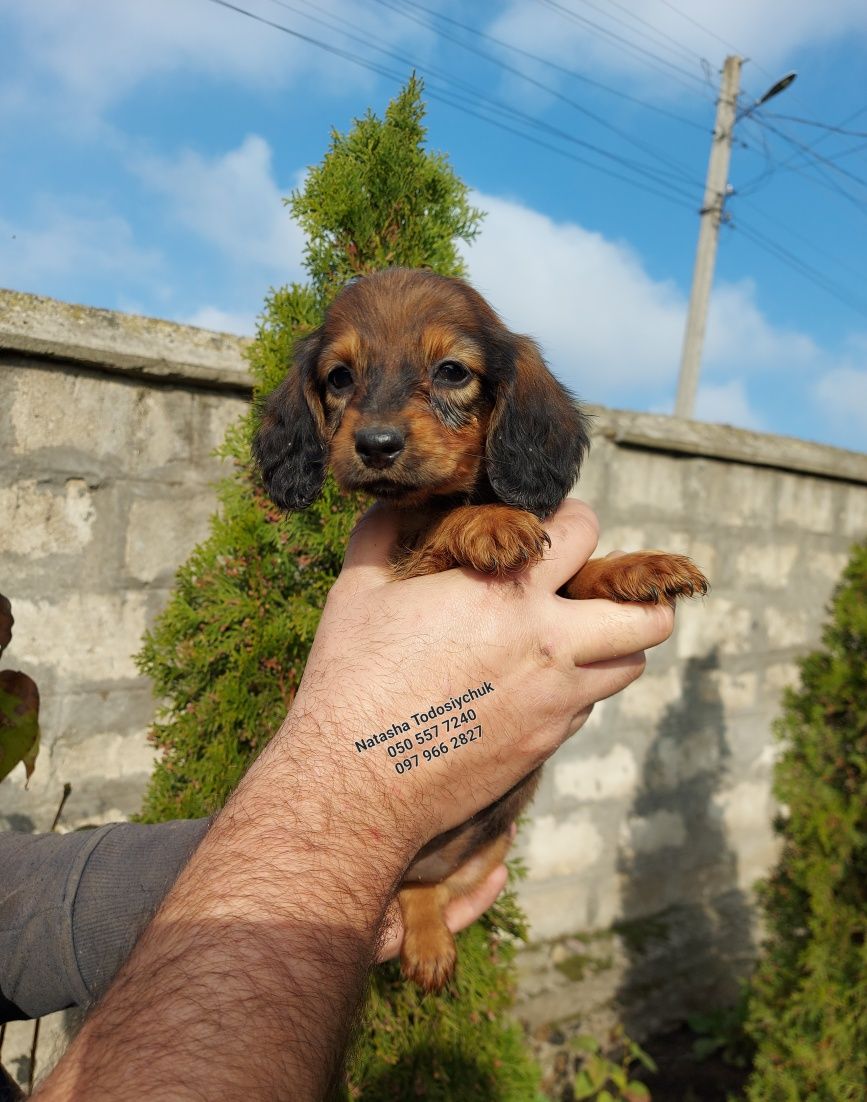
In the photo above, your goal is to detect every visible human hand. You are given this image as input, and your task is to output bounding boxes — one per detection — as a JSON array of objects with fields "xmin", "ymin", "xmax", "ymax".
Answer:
[{"xmin": 281, "ymin": 498, "xmax": 674, "ymax": 862}]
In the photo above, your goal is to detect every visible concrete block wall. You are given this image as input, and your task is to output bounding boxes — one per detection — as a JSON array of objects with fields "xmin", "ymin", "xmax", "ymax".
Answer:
[
  {"xmin": 515, "ymin": 412, "xmax": 867, "ymax": 1037},
  {"xmin": 0, "ymin": 290, "xmax": 250, "ymax": 832},
  {"xmin": 2, "ymin": 288, "xmax": 867, "ymax": 1053}
]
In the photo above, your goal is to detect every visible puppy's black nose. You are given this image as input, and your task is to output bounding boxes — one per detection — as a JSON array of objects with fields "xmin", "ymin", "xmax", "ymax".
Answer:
[{"xmin": 355, "ymin": 425, "xmax": 405, "ymax": 468}]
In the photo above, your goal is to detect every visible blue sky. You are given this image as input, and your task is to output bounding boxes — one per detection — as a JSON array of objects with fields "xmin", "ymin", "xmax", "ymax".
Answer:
[{"xmin": 2, "ymin": 0, "xmax": 866, "ymax": 451}]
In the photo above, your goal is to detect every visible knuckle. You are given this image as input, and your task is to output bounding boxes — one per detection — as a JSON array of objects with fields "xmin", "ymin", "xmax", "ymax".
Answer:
[
  {"xmin": 558, "ymin": 497, "xmax": 600, "ymax": 539},
  {"xmin": 573, "ymin": 503, "xmax": 600, "ymax": 544},
  {"xmin": 325, "ymin": 573, "xmax": 358, "ymax": 607}
]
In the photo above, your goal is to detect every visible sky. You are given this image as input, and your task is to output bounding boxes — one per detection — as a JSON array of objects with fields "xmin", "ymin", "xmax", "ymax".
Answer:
[{"xmin": 2, "ymin": 0, "xmax": 866, "ymax": 452}]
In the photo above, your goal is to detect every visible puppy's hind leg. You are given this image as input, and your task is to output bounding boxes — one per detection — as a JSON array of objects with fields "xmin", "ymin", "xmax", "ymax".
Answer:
[
  {"xmin": 398, "ymin": 831, "xmax": 513, "ymax": 993},
  {"xmin": 398, "ymin": 882, "xmax": 456, "ymax": 994}
]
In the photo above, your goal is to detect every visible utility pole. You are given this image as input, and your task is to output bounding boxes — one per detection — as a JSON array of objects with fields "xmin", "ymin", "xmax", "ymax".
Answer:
[{"xmin": 675, "ymin": 55, "xmax": 742, "ymax": 418}]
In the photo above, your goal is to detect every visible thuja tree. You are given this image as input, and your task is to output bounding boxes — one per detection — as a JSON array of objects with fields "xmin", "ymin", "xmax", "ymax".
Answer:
[
  {"xmin": 137, "ymin": 78, "xmax": 542, "ymax": 1100},
  {"xmin": 744, "ymin": 539, "xmax": 867, "ymax": 1101}
]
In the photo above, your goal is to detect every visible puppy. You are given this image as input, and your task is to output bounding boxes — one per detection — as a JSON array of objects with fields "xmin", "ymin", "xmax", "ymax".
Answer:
[{"xmin": 254, "ymin": 267, "xmax": 707, "ymax": 991}]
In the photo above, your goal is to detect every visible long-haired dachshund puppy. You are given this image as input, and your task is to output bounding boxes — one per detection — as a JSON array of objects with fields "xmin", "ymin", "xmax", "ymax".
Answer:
[{"xmin": 254, "ymin": 267, "xmax": 707, "ymax": 992}]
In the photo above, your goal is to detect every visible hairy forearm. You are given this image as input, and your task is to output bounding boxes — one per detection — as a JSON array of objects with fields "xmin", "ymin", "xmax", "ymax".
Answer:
[{"xmin": 37, "ymin": 715, "xmax": 414, "ymax": 1102}]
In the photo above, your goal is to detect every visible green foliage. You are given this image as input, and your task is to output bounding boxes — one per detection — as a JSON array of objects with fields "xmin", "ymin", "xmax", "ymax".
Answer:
[
  {"xmin": 744, "ymin": 539, "xmax": 867, "ymax": 1101},
  {"xmin": 571, "ymin": 1029, "xmax": 656, "ymax": 1102},
  {"xmin": 0, "ymin": 596, "xmax": 40, "ymax": 784},
  {"xmin": 0, "ymin": 674, "xmax": 40, "ymax": 784},
  {"xmin": 137, "ymin": 79, "xmax": 540, "ymax": 1098},
  {"xmin": 346, "ymin": 891, "xmax": 543, "ymax": 1101},
  {"xmin": 292, "ymin": 74, "xmax": 483, "ymax": 303},
  {"xmin": 688, "ymin": 988, "xmax": 754, "ymax": 1069}
]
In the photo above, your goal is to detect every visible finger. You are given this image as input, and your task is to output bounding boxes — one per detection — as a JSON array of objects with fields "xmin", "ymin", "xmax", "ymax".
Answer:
[
  {"xmin": 531, "ymin": 498, "xmax": 600, "ymax": 592},
  {"xmin": 559, "ymin": 598, "xmax": 675, "ymax": 665},
  {"xmin": 339, "ymin": 504, "xmax": 401, "ymax": 580},
  {"xmin": 572, "ymin": 651, "xmax": 647, "ymax": 707},
  {"xmin": 442, "ymin": 863, "xmax": 509, "ymax": 935}
]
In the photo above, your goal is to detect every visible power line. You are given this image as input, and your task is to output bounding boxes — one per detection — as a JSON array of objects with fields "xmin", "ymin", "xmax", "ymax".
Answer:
[
  {"xmin": 204, "ymin": 0, "xmax": 700, "ymax": 210},
  {"xmin": 560, "ymin": 0, "xmax": 705, "ymax": 69},
  {"xmin": 762, "ymin": 104, "xmax": 867, "ymax": 169},
  {"xmin": 729, "ymin": 108, "xmax": 867, "ymax": 287},
  {"xmin": 759, "ymin": 111, "xmax": 867, "ymax": 138},
  {"xmin": 259, "ymin": 0, "xmax": 704, "ymax": 199},
  {"xmin": 264, "ymin": 0, "xmax": 699, "ymax": 200},
  {"xmin": 753, "ymin": 113, "xmax": 867, "ymax": 193},
  {"xmin": 650, "ymin": 0, "xmax": 747, "ymax": 61},
  {"xmin": 380, "ymin": 0, "xmax": 709, "ymax": 132},
  {"xmin": 825, "ymin": 139, "xmax": 867, "ymax": 163},
  {"xmin": 738, "ymin": 117, "xmax": 867, "ymax": 220},
  {"xmin": 735, "ymin": 193, "xmax": 866, "ymax": 284},
  {"xmin": 650, "ymin": 0, "xmax": 822, "ymax": 119},
  {"xmin": 733, "ymin": 217, "xmax": 867, "ymax": 322},
  {"xmin": 737, "ymin": 104, "xmax": 867, "ymax": 197},
  {"xmin": 268, "ymin": 0, "xmax": 642, "ymax": 162},
  {"xmin": 366, "ymin": 0, "xmax": 706, "ymax": 191},
  {"xmin": 533, "ymin": 0, "xmax": 714, "ymax": 98},
  {"xmin": 207, "ymin": 0, "xmax": 867, "ymax": 328}
]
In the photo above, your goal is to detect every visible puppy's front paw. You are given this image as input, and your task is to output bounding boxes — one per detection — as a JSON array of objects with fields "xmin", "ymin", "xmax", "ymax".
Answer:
[
  {"xmin": 565, "ymin": 551, "xmax": 708, "ymax": 605},
  {"xmin": 456, "ymin": 507, "xmax": 550, "ymax": 575},
  {"xmin": 393, "ymin": 504, "xmax": 550, "ymax": 579}
]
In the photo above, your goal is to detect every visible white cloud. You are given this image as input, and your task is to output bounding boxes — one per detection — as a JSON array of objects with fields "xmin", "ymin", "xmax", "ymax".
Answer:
[
  {"xmin": 131, "ymin": 135, "xmax": 305, "ymax": 280},
  {"xmin": 812, "ymin": 365, "xmax": 867, "ymax": 445},
  {"xmin": 0, "ymin": 0, "xmax": 434, "ymax": 125},
  {"xmin": 461, "ymin": 189, "xmax": 866, "ymax": 446},
  {"xmin": 184, "ymin": 305, "xmax": 256, "ymax": 336},
  {"xmin": 0, "ymin": 200, "xmax": 163, "ymax": 296},
  {"xmin": 489, "ymin": 0, "xmax": 867, "ymax": 95},
  {"xmin": 461, "ymin": 191, "xmax": 684, "ymax": 398},
  {"xmin": 694, "ymin": 379, "xmax": 765, "ymax": 431},
  {"xmin": 704, "ymin": 280, "xmax": 821, "ymax": 373}
]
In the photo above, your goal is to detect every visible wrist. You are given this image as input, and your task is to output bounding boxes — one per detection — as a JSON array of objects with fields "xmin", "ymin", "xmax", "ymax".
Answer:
[{"xmin": 243, "ymin": 708, "xmax": 422, "ymax": 897}]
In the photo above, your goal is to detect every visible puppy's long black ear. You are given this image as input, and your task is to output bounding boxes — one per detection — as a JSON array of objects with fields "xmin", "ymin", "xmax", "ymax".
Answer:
[
  {"xmin": 486, "ymin": 335, "xmax": 591, "ymax": 518},
  {"xmin": 252, "ymin": 334, "xmax": 328, "ymax": 511}
]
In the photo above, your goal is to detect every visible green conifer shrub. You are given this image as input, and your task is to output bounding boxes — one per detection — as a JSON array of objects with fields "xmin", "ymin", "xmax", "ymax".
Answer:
[
  {"xmin": 137, "ymin": 77, "xmax": 543, "ymax": 1100},
  {"xmin": 744, "ymin": 539, "xmax": 867, "ymax": 1101}
]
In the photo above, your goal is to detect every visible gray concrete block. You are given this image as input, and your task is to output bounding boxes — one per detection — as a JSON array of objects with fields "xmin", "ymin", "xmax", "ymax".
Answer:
[
  {"xmin": 607, "ymin": 451, "xmax": 688, "ymax": 517},
  {"xmin": 775, "ymin": 475, "xmax": 836, "ymax": 532},
  {"xmin": 0, "ymin": 478, "xmax": 95, "ymax": 557},
  {"xmin": 124, "ymin": 492, "xmax": 217, "ymax": 584}
]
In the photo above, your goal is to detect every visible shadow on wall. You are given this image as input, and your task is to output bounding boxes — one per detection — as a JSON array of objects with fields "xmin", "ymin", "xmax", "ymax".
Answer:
[{"xmin": 615, "ymin": 649, "xmax": 757, "ymax": 1036}]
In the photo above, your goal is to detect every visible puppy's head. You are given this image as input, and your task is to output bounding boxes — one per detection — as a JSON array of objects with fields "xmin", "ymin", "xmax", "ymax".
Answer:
[{"xmin": 253, "ymin": 268, "xmax": 590, "ymax": 517}]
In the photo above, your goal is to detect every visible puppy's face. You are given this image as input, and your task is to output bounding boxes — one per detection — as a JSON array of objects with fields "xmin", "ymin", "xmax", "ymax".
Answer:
[
  {"xmin": 254, "ymin": 268, "xmax": 590, "ymax": 518},
  {"xmin": 312, "ymin": 272, "xmax": 505, "ymax": 505}
]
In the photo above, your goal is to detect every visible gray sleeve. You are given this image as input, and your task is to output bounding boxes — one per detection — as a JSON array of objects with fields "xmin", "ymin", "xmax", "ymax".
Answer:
[{"xmin": 0, "ymin": 818, "xmax": 210, "ymax": 1021}]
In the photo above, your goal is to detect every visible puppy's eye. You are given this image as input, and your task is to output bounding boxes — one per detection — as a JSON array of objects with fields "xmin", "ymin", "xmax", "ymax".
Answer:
[
  {"xmin": 434, "ymin": 361, "xmax": 471, "ymax": 387},
  {"xmin": 327, "ymin": 365, "xmax": 354, "ymax": 394}
]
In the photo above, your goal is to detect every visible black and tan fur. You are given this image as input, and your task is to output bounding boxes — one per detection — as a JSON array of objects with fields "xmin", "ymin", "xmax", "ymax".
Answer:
[{"xmin": 254, "ymin": 268, "xmax": 707, "ymax": 991}]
